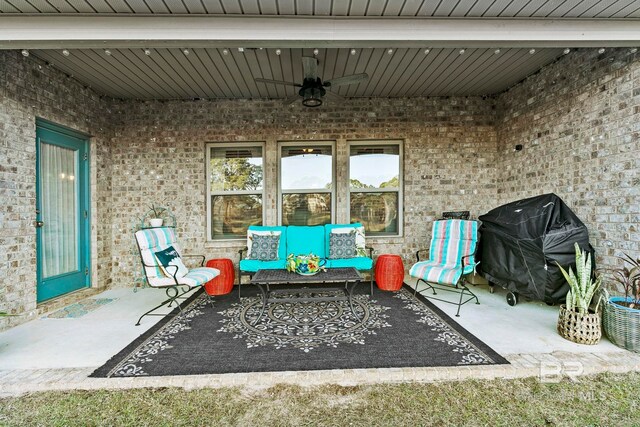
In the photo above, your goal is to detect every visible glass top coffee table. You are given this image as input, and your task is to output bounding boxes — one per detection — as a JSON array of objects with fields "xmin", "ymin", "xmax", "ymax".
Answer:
[{"xmin": 249, "ymin": 267, "xmax": 364, "ymax": 325}]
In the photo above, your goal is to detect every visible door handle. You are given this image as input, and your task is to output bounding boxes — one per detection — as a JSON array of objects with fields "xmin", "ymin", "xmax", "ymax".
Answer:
[{"xmin": 34, "ymin": 220, "xmax": 44, "ymax": 228}]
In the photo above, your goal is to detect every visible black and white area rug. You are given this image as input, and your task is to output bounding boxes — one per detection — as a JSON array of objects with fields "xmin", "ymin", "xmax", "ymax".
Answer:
[{"xmin": 92, "ymin": 284, "xmax": 508, "ymax": 378}]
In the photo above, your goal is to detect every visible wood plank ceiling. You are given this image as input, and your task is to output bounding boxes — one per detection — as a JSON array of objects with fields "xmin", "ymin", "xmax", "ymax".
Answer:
[
  {"xmin": 30, "ymin": 47, "xmax": 566, "ymax": 99},
  {"xmin": 2, "ymin": 0, "xmax": 640, "ymax": 17},
  {"xmin": 7, "ymin": 1, "xmax": 637, "ymax": 99}
]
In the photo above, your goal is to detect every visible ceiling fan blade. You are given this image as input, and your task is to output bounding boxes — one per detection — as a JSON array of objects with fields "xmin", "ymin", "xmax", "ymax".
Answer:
[
  {"xmin": 302, "ymin": 56, "xmax": 318, "ymax": 80},
  {"xmin": 282, "ymin": 94, "xmax": 300, "ymax": 106},
  {"xmin": 255, "ymin": 78, "xmax": 301, "ymax": 87},
  {"xmin": 324, "ymin": 91, "xmax": 345, "ymax": 101},
  {"xmin": 324, "ymin": 73, "xmax": 369, "ymax": 88}
]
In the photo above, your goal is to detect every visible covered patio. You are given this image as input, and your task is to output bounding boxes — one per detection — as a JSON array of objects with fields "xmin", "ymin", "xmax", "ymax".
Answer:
[{"xmin": 1, "ymin": 0, "xmax": 640, "ymax": 395}]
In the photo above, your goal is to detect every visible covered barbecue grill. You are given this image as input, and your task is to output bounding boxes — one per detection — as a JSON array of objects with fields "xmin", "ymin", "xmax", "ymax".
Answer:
[{"xmin": 478, "ymin": 193, "xmax": 592, "ymax": 306}]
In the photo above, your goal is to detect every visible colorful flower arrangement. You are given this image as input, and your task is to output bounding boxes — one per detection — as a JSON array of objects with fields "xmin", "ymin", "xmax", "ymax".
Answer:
[{"xmin": 286, "ymin": 253, "xmax": 326, "ymax": 275}]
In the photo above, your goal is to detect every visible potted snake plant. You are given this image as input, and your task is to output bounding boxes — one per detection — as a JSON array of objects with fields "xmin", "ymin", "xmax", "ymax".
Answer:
[
  {"xmin": 556, "ymin": 243, "xmax": 602, "ymax": 345},
  {"xmin": 603, "ymin": 253, "xmax": 640, "ymax": 351}
]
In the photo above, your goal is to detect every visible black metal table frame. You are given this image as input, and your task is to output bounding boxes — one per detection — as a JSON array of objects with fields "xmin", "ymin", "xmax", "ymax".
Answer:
[{"xmin": 249, "ymin": 268, "xmax": 364, "ymax": 326}]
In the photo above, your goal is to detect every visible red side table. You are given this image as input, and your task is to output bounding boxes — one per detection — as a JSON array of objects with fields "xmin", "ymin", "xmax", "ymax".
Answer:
[
  {"xmin": 375, "ymin": 254, "xmax": 404, "ymax": 291},
  {"xmin": 204, "ymin": 258, "xmax": 235, "ymax": 296}
]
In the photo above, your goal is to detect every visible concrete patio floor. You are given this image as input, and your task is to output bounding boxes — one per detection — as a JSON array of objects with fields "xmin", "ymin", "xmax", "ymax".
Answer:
[{"xmin": 1, "ymin": 277, "xmax": 638, "ymax": 396}]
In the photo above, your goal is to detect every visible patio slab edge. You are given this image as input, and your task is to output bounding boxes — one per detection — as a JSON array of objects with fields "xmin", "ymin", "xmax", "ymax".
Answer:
[{"xmin": 1, "ymin": 351, "xmax": 639, "ymax": 397}]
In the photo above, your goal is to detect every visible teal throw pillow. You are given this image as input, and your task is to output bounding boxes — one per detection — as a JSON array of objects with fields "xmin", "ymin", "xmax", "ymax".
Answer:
[{"xmin": 154, "ymin": 245, "xmax": 189, "ymax": 278}]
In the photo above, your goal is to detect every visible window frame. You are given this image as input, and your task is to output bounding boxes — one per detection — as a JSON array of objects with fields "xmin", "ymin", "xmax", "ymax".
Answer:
[
  {"xmin": 277, "ymin": 140, "xmax": 336, "ymax": 226},
  {"xmin": 347, "ymin": 140, "xmax": 404, "ymax": 237},
  {"xmin": 205, "ymin": 141, "xmax": 266, "ymax": 241}
]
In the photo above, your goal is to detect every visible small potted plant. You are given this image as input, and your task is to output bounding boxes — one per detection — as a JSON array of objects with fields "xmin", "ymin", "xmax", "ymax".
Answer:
[
  {"xmin": 556, "ymin": 243, "xmax": 602, "ymax": 345},
  {"xmin": 603, "ymin": 253, "xmax": 640, "ymax": 351},
  {"xmin": 148, "ymin": 204, "xmax": 166, "ymax": 227}
]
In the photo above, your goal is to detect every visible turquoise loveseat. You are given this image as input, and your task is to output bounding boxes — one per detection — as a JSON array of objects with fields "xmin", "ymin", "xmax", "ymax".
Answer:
[{"xmin": 238, "ymin": 224, "xmax": 374, "ymax": 296}]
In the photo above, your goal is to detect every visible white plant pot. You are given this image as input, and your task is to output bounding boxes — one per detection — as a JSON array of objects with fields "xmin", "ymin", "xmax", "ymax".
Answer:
[{"xmin": 149, "ymin": 218, "xmax": 163, "ymax": 227}]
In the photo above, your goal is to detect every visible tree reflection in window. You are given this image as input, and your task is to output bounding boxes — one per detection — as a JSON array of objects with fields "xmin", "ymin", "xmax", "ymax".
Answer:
[
  {"xmin": 349, "ymin": 143, "xmax": 402, "ymax": 235},
  {"xmin": 208, "ymin": 146, "xmax": 264, "ymax": 239},
  {"xmin": 281, "ymin": 144, "xmax": 334, "ymax": 226}
]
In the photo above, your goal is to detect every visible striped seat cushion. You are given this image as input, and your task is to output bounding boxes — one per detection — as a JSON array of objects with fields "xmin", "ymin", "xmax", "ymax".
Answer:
[
  {"xmin": 146, "ymin": 267, "xmax": 220, "ymax": 288},
  {"xmin": 409, "ymin": 219, "xmax": 478, "ymax": 286}
]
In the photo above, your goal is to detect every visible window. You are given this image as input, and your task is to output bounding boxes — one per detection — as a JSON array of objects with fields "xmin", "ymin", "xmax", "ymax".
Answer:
[
  {"xmin": 349, "ymin": 142, "xmax": 402, "ymax": 236},
  {"xmin": 207, "ymin": 143, "xmax": 264, "ymax": 239},
  {"xmin": 280, "ymin": 143, "xmax": 334, "ymax": 226}
]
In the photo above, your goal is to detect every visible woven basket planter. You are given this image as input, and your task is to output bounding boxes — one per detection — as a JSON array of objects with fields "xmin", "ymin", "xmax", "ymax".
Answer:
[
  {"xmin": 557, "ymin": 305, "xmax": 602, "ymax": 345},
  {"xmin": 603, "ymin": 297, "xmax": 640, "ymax": 352}
]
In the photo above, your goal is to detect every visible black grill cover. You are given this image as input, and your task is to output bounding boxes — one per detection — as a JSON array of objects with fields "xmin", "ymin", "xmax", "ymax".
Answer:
[{"xmin": 478, "ymin": 193, "xmax": 591, "ymax": 303}]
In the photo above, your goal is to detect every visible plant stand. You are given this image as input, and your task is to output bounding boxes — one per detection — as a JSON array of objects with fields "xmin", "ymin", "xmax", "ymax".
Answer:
[{"xmin": 557, "ymin": 304, "xmax": 602, "ymax": 345}]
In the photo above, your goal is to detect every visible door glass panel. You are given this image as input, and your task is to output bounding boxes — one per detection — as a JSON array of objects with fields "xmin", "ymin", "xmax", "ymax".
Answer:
[{"xmin": 40, "ymin": 142, "xmax": 78, "ymax": 277}]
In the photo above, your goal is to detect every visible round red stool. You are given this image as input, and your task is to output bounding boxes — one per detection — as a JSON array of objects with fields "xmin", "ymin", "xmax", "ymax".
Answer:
[
  {"xmin": 204, "ymin": 258, "xmax": 235, "ymax": 296},
  {"xmin": 375, "ymin": 254, "xmax": 405, "ymax": 291}
]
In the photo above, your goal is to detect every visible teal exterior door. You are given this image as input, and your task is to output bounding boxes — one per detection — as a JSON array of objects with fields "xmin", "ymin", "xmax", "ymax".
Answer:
[{"xmin": 36, "ymin": 120, "xmax": 90, "ymax": 302}]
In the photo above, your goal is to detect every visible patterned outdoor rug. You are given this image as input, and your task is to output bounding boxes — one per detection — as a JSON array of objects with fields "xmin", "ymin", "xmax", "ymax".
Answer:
[
  {"xmin": 91, "ymin": 284, "xmax": 508, "ymax": 378},
  {"xmin": 45, "ymin": 298, "xmax": 117, "ymax": 319}
]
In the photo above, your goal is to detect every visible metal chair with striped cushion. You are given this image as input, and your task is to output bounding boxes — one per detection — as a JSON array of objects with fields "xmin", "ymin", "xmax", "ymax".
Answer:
[
  {"xmin": 409, "ymin": 219, "xmax": 480, "ymax": 316},
  {"xmin": 134, "ymin": 227, "xmax": 220, "ymax": 325}
]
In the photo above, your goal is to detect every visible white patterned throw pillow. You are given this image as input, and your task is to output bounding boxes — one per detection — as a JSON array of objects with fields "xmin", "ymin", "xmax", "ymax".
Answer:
[{"xmin": 330, "ymin": 226, "xmax": 367, "ymax": 257}]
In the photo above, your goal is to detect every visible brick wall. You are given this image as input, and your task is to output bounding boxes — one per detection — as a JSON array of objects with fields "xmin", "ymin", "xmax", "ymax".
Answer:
[
  {"xmin": 108, "ymin": 97, "xmax": 498, "ymax": 288},
  {"xmin": 497, "ymin": 48, "xmax": 640, "ymax": 275},
  {"xmin": 0, "ymin": 51, "xmax": 114, "ymax": 330}
]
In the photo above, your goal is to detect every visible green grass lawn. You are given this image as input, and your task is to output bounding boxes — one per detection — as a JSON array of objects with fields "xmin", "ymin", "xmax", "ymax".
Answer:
[{"xmin": 1, "ymin": 373, "xmax": 639, "ymax": 426}]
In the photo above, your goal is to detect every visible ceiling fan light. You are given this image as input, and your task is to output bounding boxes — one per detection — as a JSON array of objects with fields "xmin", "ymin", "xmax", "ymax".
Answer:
[{"xmin": 301, "ymin": 87, "xmax": 324, "ymax": 107}]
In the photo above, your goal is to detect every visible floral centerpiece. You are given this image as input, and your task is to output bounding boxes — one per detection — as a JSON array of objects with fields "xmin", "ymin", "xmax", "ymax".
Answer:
[{"xmin": 286, "ymin": 253, "xmax": 326, "ymax": 276}]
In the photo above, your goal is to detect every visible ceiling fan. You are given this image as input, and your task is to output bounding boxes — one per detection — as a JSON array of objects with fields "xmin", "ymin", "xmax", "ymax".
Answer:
[{"xmin": 255, "ymin": 56, "xmax": 369, "ymax": 107}]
